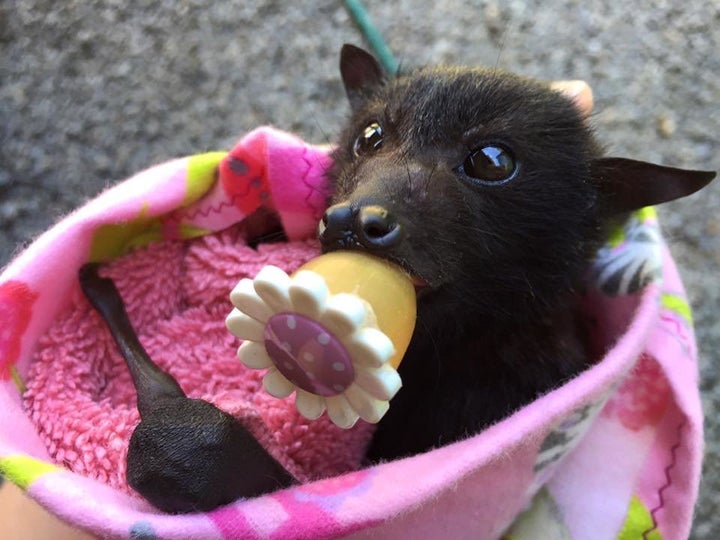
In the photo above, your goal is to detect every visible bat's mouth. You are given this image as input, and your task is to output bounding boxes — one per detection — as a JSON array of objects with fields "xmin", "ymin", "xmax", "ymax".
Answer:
[
  {"xmin": 411, "ymin": 275, "xmax": 429, "ymax": 290},
  {"xmin": 317, "ymin": 209, "xmax": 432, "ymax": 292},
  {"xmin": 380, "ymin": 255, "xmax": 430, "ymax": 292}
]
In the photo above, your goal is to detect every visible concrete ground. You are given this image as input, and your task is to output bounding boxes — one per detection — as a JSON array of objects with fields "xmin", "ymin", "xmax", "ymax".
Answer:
[{"xmin": 1, "ymin": 1, "xmax": 718, "ymax": 536}]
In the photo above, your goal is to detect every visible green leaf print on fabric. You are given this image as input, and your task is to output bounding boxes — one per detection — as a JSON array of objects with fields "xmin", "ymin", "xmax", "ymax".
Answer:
[
  {"xmin": 184, "ymin": 152, "xmax": 226, "ymax": 207},
  {"xmin": 661, "ymin": 293, "xmax": 693, "ymax": 326},
  {"xmin": 617, "ymin": 495, "xmax": 662, "ymax": 540},
  {"xmin": 88, "ymin": 204, "xmax": 164, "ymax": 261},
  {"xmin": 0, "ymin": 454, "xmax": 60, "ymax": 491},
  {"xmin": 88, "ymin": 152, "xmax": 223, "ymax": 261}
]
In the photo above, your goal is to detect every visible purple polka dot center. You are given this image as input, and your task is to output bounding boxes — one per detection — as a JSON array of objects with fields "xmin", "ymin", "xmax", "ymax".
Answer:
[{"xmin": 264, "ymin": 313, "xmax": 354, "ymax": 396}]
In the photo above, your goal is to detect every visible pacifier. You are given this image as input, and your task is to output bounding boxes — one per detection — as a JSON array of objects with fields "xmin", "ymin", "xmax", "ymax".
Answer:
[{"xmin": 226, "ymin": 251, "xmax": 417, "ymax": 428}]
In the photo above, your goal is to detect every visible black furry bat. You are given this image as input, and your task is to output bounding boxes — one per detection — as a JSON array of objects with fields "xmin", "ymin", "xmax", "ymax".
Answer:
[
  {"xmin": 321, "ymin": 44, "xmax": 715, "ymax": 461},
  {"xmin": 79, "ymin": 44, "xmax": 715, "ymax": 512}
]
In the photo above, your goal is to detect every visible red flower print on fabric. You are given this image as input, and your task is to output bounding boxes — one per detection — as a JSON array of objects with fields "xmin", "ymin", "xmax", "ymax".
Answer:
[
  {"xmin": 603, "ymin": 353, "xmax": 671, "ymax": 431},
  {"xmin": 219, "ymin": 136, "xmax": 273, "ymax": 215},
  {"xmin": 0, "ymin": 280, "xmax": 39, "ymax": 380}
]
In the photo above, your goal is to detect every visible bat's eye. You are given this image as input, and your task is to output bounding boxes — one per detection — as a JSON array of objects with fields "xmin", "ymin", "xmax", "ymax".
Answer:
[
  {"xmin": 459, "ymin": 145, "xmax": 516, "ymax": 183},
  {"xmin": 353, "ymin": 122, "xmax": 384, "ymax": 155}
]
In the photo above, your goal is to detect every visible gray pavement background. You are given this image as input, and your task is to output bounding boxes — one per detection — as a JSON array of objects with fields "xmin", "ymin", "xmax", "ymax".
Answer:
[{"xmin": 1, "ymin": 1, "xmax": 718, "ymax": 536}]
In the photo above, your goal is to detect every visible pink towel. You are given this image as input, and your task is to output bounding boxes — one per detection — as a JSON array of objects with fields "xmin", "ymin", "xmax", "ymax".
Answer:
[
  {"xmin": 24, "ymin": 233, "xmax": 373, "ymax": 490},
  {"xmin": 0, "ymin": 127, "xmax": 703, "ymax": 540}
]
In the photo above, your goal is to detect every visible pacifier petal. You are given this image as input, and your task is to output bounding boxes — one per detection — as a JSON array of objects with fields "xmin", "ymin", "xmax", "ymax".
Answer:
[
  {"xmin": 325, "ymin": 394, "xmax": 360, "ymax": 429},
  {"xmin": 289, "ymin": 270, "xmax": 330, "ymax": 319},
  {"xmin": 253, "ymin": 265, "xmax": 293, "ymax": 313},
  {"xmin": 226, "ymin": 309, "xmax": 266, "ymax": 342},
  {"xmin": 344, "ymin": 382, "xmax": 390, "ymax": 424},
  {"xmin": 345, "ymin": 327, "xmax": 395, "ymax": 368},
  {"xmin": 230, "ymin": 278, "xmax": 273, "ymax": 323},
  {"xmin": 237, "ymin": 340, "xmax": 273, "ymax": 369},
  {"xmin": 295, "ymin": 388, "xmax": 326, "ymax": 420},
  {"xmin": 319, "ymin": 293, "xmax": 368, "ymax": 338},
  {"xmin": 262, "ymin": 367, "xmax": 296, "ymax": 398},
  {"xmin": 354, "ymin": 364, "xmax": 402, "ymax": 401}
]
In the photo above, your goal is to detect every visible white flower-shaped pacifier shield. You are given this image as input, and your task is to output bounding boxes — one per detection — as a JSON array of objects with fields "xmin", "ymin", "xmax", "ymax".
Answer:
[{"xmin": 226, "ymin": 266, "xmax": 402, "ymax": 428}]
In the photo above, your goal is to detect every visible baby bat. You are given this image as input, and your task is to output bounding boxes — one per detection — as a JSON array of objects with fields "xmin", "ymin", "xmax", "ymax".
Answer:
[
  {"xmin": 79, "ymin": 44, "xmax": 715, "ymax": 512},
  {"xmin": 320, "ymin": 44, "xmax": 715, "ymax": 461}
]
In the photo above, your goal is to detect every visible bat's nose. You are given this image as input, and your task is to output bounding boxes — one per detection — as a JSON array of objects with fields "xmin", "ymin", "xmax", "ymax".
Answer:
[
  {"xmin": 319, "ymin": 203, "xmax": 403, "ymax": 252},
  {"xmin": 356, "ymin": 205, "xmax": 403, "ymax": 248}
]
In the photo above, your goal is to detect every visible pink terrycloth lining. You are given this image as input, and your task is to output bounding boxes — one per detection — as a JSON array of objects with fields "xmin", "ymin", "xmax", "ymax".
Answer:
[{"xmin": 23, "ymin": 226, "xmax": 373, "ymax": 494}]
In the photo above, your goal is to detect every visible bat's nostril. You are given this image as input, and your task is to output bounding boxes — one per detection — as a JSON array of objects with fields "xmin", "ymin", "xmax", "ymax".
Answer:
[
  {"xmin": 357, "ymin": 205, "xmax": 402, "ymax": 249},
  {"xmin": 320, "ymin": 203, "xmax": 353, "ymax": 238},
  {"xmin": 319, "ymin": 203, "xmax": 402, "ymax": 252},
  {"xmin": 319, "ymin": 202, "xmax": 356, "ymax": 252}
]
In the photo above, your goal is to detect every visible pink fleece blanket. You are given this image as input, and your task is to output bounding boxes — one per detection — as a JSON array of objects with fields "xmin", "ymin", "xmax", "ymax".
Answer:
[{"xmin": 0, "ymin": 127, "xmax": 703, "ymax": 539}]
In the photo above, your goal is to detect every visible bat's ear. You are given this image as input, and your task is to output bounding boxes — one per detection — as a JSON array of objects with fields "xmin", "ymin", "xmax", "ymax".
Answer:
[
  {"xmin": 340, "ymin": 44, "xmax": 385, "ymax": 111},
  {"xmin": 591, "ymin": 157, "xmax": 716, "ymax": 213}
]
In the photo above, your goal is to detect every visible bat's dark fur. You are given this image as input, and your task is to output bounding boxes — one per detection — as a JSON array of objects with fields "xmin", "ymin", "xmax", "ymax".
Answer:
[
  {"xmin": 80, "ymin": 44, "xmax": 714, "ymax": 512},
  {"xmin": 321, "ymin": 45, "xmax": 715, "ymax": 461}
]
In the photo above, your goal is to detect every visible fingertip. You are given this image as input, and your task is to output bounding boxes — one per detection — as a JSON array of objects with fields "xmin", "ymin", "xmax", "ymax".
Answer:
[{"xmin": 551, "ymin": 80, "xmax": 594, "ymax": 117}]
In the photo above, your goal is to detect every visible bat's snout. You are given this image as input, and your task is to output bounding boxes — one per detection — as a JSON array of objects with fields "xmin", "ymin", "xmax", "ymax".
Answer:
[{"xmin": 319, "ymin": 202, "xmax": 403, "ymax": 253}]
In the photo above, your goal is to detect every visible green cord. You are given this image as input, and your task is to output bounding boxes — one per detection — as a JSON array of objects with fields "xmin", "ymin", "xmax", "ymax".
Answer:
[{"xmin": 342, "ymin": 0, "xmax": 399, "ymax": 74}]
